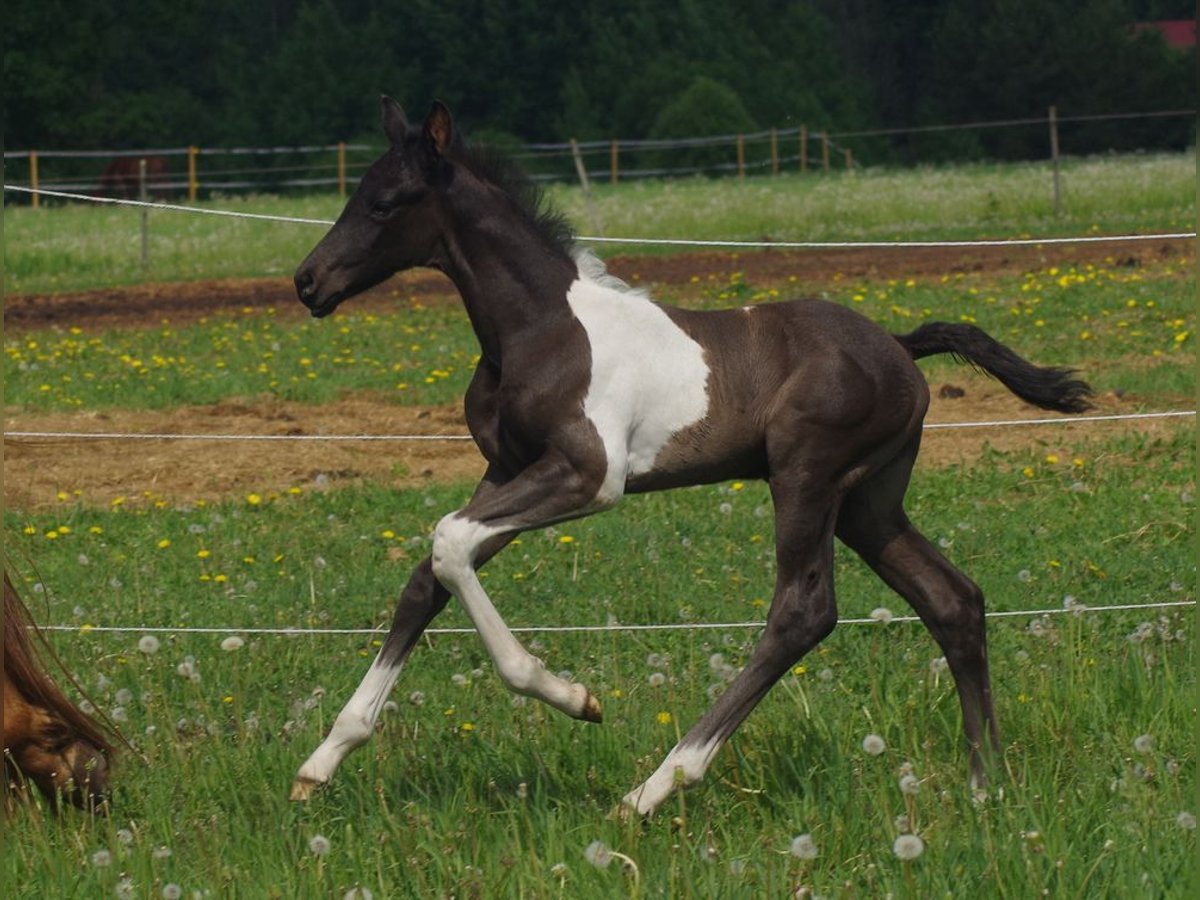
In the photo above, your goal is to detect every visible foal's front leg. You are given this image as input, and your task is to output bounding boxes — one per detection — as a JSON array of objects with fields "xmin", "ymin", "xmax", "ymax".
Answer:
[{"xmin": 432, "ymin": 452, "xmax": 611, "ymax": 722}]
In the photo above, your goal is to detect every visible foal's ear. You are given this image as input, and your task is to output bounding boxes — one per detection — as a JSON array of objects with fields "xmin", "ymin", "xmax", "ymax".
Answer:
[
  {"xmin": 423, "ymin": 101, "xmax": 456, "ymax": 159},
  {"xmin": 381, "ymin": 95, "xmax": 409, "ymax": 147}
]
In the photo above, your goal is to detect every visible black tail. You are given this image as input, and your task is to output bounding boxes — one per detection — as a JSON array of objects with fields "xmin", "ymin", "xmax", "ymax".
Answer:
[{"xmin": 895, "ymin": 322, "xmax": 1093, "ymax": 413}]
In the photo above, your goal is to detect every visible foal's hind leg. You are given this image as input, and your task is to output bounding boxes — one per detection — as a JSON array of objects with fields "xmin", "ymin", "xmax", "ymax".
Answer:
[
  {"xmin": 621, "ymin": 472, "xmax": 842, "ymax": 817},
  {"xmin": 836, "ymin": 438, "xmax": 1001, "ymax": 789}
]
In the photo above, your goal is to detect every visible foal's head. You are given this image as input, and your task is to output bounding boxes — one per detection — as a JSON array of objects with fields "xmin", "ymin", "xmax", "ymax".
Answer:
[
  {"xmin": 295, "ymin": 97, "xmax": 461, "ymax": 318},
  {"xmin": 4, "ymin": 575, "xmax": 112, "ymax": 811}
]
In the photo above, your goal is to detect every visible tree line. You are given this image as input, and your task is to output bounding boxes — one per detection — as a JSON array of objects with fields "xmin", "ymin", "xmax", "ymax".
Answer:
[{"xmin": 4, "ymin": 0, "xmax": 1193, "ymax": 164}]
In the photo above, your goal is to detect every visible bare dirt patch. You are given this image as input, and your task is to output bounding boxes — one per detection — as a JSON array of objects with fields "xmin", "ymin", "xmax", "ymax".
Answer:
[
  {"xmin": 5, "ymin": 238, "xmax": 1191, "ymax": 332},
  {"xmin": 4, "ymin": 374, "xmax": 1185, "ymax": 511},
  {"xmin": 4, "ymin": 242, "xmax": 1191, "ymax": 511}
]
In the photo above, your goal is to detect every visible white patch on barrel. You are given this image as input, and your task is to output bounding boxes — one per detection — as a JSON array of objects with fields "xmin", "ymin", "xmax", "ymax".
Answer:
[{"xmin": 566, "ymin": 270, "xmax": 709, "ymax": 501}]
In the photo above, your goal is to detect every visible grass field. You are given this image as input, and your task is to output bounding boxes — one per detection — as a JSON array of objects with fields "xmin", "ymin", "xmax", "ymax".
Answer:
[
  {"xmin": 4, "ymin": 151, "xmax": 1195, "ymax": 295},
  {"xmin": 3, "ymin": 155, "xmax": 1196, "ymax": 898}
]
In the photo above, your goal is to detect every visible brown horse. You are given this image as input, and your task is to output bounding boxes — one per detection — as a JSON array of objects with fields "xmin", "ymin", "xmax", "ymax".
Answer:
[
  {"xmin": 97, "ymin": 155, "xmax": 171, "ymax": 199},
  {"xmin": 4, "ymin": 573, "xmax": 113, "ymax": 810},
  {"xmin": 290, "ymin": 98, "xmax": 1092, "ymax": 816}
]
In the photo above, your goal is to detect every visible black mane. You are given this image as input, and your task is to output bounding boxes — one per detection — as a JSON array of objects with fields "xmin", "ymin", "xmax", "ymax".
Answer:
[{"xmin": 451, "ymin": 141, "xmax": 576, "ymax": 258}]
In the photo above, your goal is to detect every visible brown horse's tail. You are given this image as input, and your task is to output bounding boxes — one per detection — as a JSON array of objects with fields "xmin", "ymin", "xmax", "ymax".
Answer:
[
  {"xmin": 894, "ymin": 322, "xmax": 1093, "ymax": 414},
  {"xmin": 4, "ymin": 573, "xmax": 116, "ymax": 759}
]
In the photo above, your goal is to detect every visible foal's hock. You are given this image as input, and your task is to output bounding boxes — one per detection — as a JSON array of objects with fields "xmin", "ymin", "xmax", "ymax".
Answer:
[{"xmin": 289, "ymin": 98, "xmax": 1092, "ymax": 815}]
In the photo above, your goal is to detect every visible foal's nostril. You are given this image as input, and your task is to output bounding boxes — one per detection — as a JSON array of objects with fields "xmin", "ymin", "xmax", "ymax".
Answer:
[{"xmin": 294, "ymin": 268, "xmax": 316, "ymax": 301}]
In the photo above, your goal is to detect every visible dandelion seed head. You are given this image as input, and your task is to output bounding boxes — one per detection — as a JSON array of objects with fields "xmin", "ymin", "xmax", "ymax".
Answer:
[
  {"xmin": 162, "ymin": 885, "xmax": 183, "ymax": 900},
  {"xmin": 789, "ymin": 833, "xmax": 819, "ymax": 860},
  {"xmin": 1017, "ymin": 569, "xmax": 1032, "ymax": 583},
  {"xmin": 152, "ymin": 845, "xmax": 173, "ymax": 860},
  {"xmin": 1176, "ymin": 811, "xmax": 1197, "ymax": 830},
  {"xmin": 862, "ymin": 733, "xmax": 887, "ymax": 756},
  {"xmin": 342, "ymin": 888, "xmax": 374, "ymax": 900},
  {"xmin": 646, "ymin": 652, "xmax": 665, "ymax": 668},
  {"xmin": 220, "ymin": 636, "xmax": 245, "ymax": 652},
  {"xmin": 869, "ymin": 607, "xmax": 894, "ymax": 624},
  {"xmin": 115, "ymin": 688, "xmax": 133, "ymax": 705},
  {"xmin": 1133, "ymin": 734, "xmax": 1154, "ymax": 754},
  {"xmin": 451, "ymin": 673, "xmax": 469, "ymax": 686},
  {"xmin": 899, "ymin": 774, "xmax": 921, "ymax": 796},
  {"xmin": 584, "ymin": 840, "xmax": 613, "ymax": 869},
  {"xmin": 309, "ymin": 834, "xmax": 331, "ymax": 856},
  {"xmin": 115, "ymin": 877, "xmax": 135, "ymax": 899},
  {"xmin": 893, "ymin": 833, "xmax": 925, "ymax": 861},
  {"xmin": 91, "ymin": 849, "xmax": 113, "ymax": 867},
  {"xmin": 550, "ymin": 863, "xmax": 569, "ymax": 879},
  {"xmin": 647, "ymin": 672, "xmax": 666, "ymax": 687}
]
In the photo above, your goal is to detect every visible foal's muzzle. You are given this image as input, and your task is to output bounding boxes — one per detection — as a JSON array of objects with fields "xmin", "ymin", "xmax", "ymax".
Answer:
[{"xmin": 294, "ymin": 268, "xmax": 343, "ymax": 319}]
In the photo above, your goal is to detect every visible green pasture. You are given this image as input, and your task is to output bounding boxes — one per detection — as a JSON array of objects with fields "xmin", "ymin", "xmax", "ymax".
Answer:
[
  {"xmin": 3, "ymin": 150, "xmax": 1195, "ymax": 295},
  {"xmin": 4, "ymin": 425, "xmax": 1195, "ymax": 897},
  {"xmin": 3, "ymin": 153, "xmax": 1196, "ymax": 897},
  {"xmin": 4, "ymin": 256, "xmax": 1195, "ymax": 414}
]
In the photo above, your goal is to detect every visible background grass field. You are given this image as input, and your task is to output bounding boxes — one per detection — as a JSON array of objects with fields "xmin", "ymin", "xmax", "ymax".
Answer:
[{"xmin": 4, "ymin": 153, "xmax": 1195, "ymax": 898}]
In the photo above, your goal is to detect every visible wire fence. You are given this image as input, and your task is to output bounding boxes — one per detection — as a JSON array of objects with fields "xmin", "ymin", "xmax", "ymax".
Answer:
[
  {"xmin": 3, "ymin": 107, "xmax": 1193, "ymax": 201},
  {"xmin": 5, "ymin": 121, "xmax": 1193, "ymax": 644}
]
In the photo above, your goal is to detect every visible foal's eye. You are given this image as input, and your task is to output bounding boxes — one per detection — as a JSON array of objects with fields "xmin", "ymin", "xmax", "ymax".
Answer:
[{"xmin": 370, "ymin": 200, "xmax": 396, "ymax": 217}]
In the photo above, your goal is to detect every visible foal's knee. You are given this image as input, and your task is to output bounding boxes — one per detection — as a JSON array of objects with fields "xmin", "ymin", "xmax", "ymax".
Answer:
[{"xmin": 431, "ymin": 513, "xmax": 486, "ymax": 587}]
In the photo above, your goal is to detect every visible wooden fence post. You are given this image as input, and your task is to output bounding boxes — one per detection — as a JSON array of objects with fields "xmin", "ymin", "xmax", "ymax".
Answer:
[
  {"xmin": 844, "ymin": 147, "xmax": 853, "ymax": 173},
  {"xmin": 800, "ymin": 126, "xmax": 807, "ymax": 174},
  {"xmin": 770, "ymin": 128, "xmax": 779, "ymax": 176},
  {"xmin": 1048, "ymin": 105, "xmax": 1062, "ymax": 217},
  {"xmin": 337, "ymin": 141, "xmax": 347, "ymax": 197},
  {"xmin": 736, "ymin": 133, "xmax": 745, "ymax": 179},
  {"xmin": 570, "ymin": 138, "xmax": 603, "ymax": 236},
  {"xmin": 610, "ymin": 139, "xmax": 619, "ymax": 185},
  {"xmin": 821, "ymin": 132, "xmax": 830, "ymax": 172},
  {"xmin": 187, "ymin": 146, "xmax": 199, "ymax": 202},
  {"xmin": 29, "ymin": 151, "xmax": 40, "ymax": 208},
  {"xmin": 139, "ymin": 159, "xmax": 149, "ymax": 267}
]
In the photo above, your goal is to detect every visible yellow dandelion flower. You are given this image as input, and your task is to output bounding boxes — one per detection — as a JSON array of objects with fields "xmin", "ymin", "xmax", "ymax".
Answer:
[
  {"xmin": 1044, "ymin": 454, "xmax": 1059, "ymax": 464},
  {"xmin": 247, "ymin": 493, "xmax": 262, "ymax": 506},
  {"xmin": 23, "ymin": 525, "xmax": 37, "ymax": 535},
  {"xmin": 656, "ymin": 711, "xmax": 672, "ymax": 725},
  {"xmin": 197, "ymin": 549, "xmax": 211, "ymax": 559},
  {"xmin": 558, "ymin": 535, "xmax": 574, "ymax": 544},
  {"xmin": 157, "ymin": 539, "xmax": 171, "ymax": 549},
  {"xmin": 214, "ymin": 574, "xmax": 228, "ymax": 584},
  {"xmin": 44, "ymin": 531, "xmax": 59, "ymax": 541},
  {"xmin": 1022, "ymin": 467, "xmax": 1035, "ymax": 478}
]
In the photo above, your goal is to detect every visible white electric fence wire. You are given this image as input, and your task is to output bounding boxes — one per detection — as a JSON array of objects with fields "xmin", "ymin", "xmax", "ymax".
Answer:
[
  {"xmin": 34, "ymin": 600, "xmax": 1197, "ymax": 637},
  {"xmin": 4, "ymin": 185, "xmax": 1196, "ymax": 248},
  {"xmin": 4, "ymin": 410, "xmax": 1194, "ymax": 444}
]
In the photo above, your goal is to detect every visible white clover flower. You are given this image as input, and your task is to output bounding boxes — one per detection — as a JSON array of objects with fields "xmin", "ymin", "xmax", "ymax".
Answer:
[
  {"xmin": 789, "ymin": 834, "xmax": 819, "ymax": 860},
  {"xmin": 220, "ymin": 635, "xmax": 245, "ymax": 652},
  {"xmin": 869, "ymin": 607, "xmax": 894, "ymax": 624},
  {"xmin": 893, "ymin": 834, "xmax": 925, "ymax": 861},
  {"xmin": 309, "ymin": 834, "xmax": 331, "ymax": 856},
  {"xmin": 1133, "ymin": 734, "xmax": 1155, "ymax": 754},
  {"xmin": 584, "ymin": 840, "xmax": 613, "ymax": 869},
  {"xmin": 1176, "ymin": 811, "xmax": 1197, "ymax": 830},
  {"xmin": 862, "ymin": 733, "xmax": 887, "ymax": 756}
]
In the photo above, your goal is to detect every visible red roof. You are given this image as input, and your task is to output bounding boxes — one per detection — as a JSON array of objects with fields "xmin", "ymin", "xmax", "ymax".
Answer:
[{"xmin": 1133, "ymin": 20, "xmax": 1197, "ymax": 49}]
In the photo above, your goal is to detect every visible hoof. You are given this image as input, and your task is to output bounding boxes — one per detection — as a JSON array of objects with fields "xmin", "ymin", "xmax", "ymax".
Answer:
[
  {"xmin": 607, "ymin": 800, "xmax": 642, "ymax": 823},
  {"xmin": 580, "ymin": 692, "xmax": 603, "ymax": 723},
  {"xmin": 289, "ymin": 776, "xmax": 324, "ymax": 802}
]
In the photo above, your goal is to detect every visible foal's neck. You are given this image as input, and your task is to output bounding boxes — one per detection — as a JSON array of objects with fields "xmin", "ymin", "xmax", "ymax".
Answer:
[{"xmin": 438, "ymin": 185, "xmax": 578, "ymax": 366}]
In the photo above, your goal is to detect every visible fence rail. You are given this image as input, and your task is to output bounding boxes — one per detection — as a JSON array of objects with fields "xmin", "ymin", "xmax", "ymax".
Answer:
[{"xmin": 4, "ymin": 108, "xmax": 1193, "ymax": 206}]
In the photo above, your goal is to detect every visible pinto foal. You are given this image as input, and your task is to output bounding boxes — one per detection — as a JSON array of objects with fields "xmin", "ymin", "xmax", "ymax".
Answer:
[{"xmin": 291, "ymin": 99, "xmax": 1091, "ymax": 816}]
